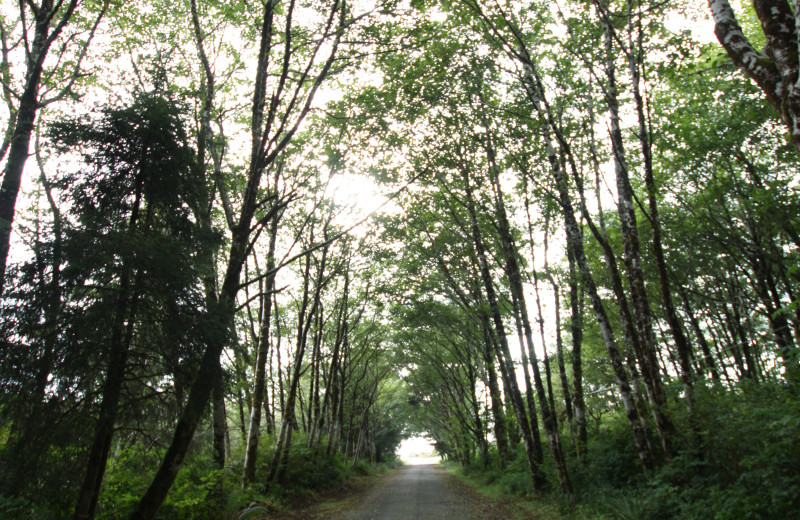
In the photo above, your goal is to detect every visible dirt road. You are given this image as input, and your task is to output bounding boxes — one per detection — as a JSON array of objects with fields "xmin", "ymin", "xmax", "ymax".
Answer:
[{"xmin": 336, "ymin": 463, "xmax": 511, "ymax": 520}]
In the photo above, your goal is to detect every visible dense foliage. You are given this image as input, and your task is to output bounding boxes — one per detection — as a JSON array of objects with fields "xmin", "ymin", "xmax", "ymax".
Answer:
[{"xmin": 0, "ymin": 0, "xmax": 799, "ymax": 519}]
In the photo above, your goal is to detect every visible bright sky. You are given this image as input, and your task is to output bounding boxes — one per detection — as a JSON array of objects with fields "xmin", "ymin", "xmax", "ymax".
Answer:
[
  {"xmin": 397, "ymin": 436, "xmax": 439, "ymax": 465},
  {"xmin": 327, "ymin": 171, "xmax": 393, "ymax": 224}
]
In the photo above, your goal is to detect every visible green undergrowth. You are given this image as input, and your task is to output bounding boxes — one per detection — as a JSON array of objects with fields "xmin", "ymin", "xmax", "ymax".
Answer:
[
  {"xmin": 448, "ymin": 457, "xmax": 603, "ymax": 520},
  {"xmin": 203, "ymin": 437, "xmax": 399, "ymax": 520},
  {"xmin": 451, "ymin": 381, "xmax": 800, "ymax": 520},
  {"xmin": 0, "ymin": 432, "xmax": 400, "ymax": 520}
]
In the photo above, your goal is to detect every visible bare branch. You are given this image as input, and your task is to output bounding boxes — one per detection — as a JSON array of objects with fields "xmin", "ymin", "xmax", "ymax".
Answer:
[{"xmin": 38, "ymin": 1, "xmax": 110, "ymax": 107}]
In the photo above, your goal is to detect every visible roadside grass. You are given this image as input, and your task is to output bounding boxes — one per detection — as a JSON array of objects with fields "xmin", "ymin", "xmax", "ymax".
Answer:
[{"xmin": 444, "ymin": 460, "xmax": 607, "ymax": 520}]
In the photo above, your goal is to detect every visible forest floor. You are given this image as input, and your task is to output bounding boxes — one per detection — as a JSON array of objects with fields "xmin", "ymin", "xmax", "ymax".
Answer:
[{"xmin": 268, "ymin": 463, "xmax": 536, "ymax": 519}]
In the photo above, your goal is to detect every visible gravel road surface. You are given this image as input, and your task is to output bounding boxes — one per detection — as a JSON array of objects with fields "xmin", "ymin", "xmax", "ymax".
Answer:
[{"xmin": 339, "ymin": 463, "xmax": 509, "ymax": 520}]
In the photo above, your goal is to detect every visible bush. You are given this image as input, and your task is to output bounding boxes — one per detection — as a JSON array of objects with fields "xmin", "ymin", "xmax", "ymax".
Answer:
[
  {"xmin": 96, "ymin": 444, "xmax": 224, "ymax": 520},
  {"xmin": 0, "ymin": 495, "xmax": 35, "ymax": 520},
  {"xmin": 593, "ymin": 382, "xmax": 800, "ymax": 520},
  {"xmin": 453, "ymin": 381, "xmax": 800, "ymax": 520},
  {"xmin": 279, "ymin": 442, "xmax": 349, "ymax": 493}
]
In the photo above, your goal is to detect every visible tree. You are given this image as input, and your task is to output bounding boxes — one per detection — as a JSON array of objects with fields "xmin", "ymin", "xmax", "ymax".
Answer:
[
  {"xmin": 0, "ymin": 91, "xmax": 207, "ymax": 518},
  {"xmin": 708, "ymin": 0, "xmax": 800, "ymax": 151},
  {"xmin": 40, "ymin": 93, "xmax": 203, "ymax": 520},
  {"xmin": 0, "ymin": 0, "xmax": 111, "ymax": 294}
]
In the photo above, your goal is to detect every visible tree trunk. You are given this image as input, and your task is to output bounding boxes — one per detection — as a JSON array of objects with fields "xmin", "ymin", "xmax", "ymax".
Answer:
[
  {"xmin": 602, "ymin": 12, "xmax": 674, "ymax": 459},
  {"xmin": 129, "ymin": 291, "xmax": 234, "ymax": 520},
  {"xmin": 509, "ymin": 296, "xmax": 545, "ymax": 464},
  {"xmin": 480, "ymin": 317, "xmax": 509, "ymax": 468},
  {"xmin": 625, "ymin": 0, "xmax": 695, "ymax": 417},
  {"xmin": 128, "ymin": 0, "xmax": 345, "ymax": 509},
  {"xmin": 553, "ymin": 288, "xmax": 573, "ymax": 420},
  {"xmin": 728, "ymin": 284, "xmax": 760, "ymax": 381},
  {"xmin": 707, "ymin": 0, "xmax": 800, "ymax": 151},
  {"xmin": 462, "ymin": 166, "xmax": 547, "ymax": 491},
  {"xmin": 243, "ymin": 210, "xmax": 279, "ymax": 485},
  {"xmin": 753, "ymin": 259, "xmax": 798, "ymax": 379},
  {"xmin": 0, "ymin": 1, "xmax": 81, "ymax": 294},
  {"xmin": 680, "ymin": 289, "xmax": 720, "ymax": 384},
  {"xmin": 72, "ymin": 289, "xmax": 139, "ymax": 520},
  {"xmin": 212, "ymin": 358, "xmax": 227, "ymax": 468},
  {"xmin": 268, "ymin": 253, "xmax": 313, "ymax": 483},
  {"xmin": 566, "ymin": 234, "xmax": 587, "ymax": 456},
  {"xmin": 468, "ymin": 345, "xmax": 488, "ymax": 468},
  {"xmin": 306, "ymin": 306, "xmax": 324, "ymax": 442},
  {"xmin": 270, "ymin": 238, "xmax": 330, "ymax": 482},
  {"xmin": 484, "ymin": 139, "xmax": 571, "ymax": 493},
  {"xmin": 508, "ymin": 27, "xmax": 655, "ymax": 467},
  {"xmin": 524, "ymin": 96, "xmax": 654, "ymax": 470},
  {"xmin": 73, "ymin": 174, "xmax": 149, "ymax": 520},
  {"xmin": 314, "ymin": 269, "xmax": 350, "ymax": 448}
]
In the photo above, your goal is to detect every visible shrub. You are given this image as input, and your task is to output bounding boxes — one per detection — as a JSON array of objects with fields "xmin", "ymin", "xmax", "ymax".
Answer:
[
  {"xmin": 96, "ymin": 444, "xmax": 224, "ymax": 520},
  {"xmin": 280, "ymin": 443, "xmax": 348, "ymax": 492}
]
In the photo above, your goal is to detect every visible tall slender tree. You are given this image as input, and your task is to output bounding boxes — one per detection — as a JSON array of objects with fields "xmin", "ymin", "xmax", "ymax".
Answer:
[{"xmin": 0, "ymin": 0, "xmax": 110, "ymax": 293}]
